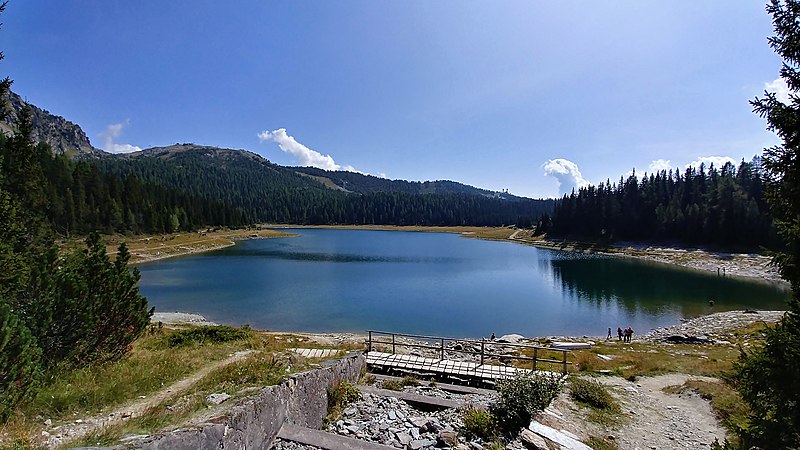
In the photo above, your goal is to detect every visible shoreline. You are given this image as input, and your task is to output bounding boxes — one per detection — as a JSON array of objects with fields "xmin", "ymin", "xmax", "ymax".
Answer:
[
  {"xmin": 153, "ymin": 309, "xmax": 788, "ymax": 347},
  {"xmin": 115, "ymin": 225, "xmax": 787, "ymax": 286}
]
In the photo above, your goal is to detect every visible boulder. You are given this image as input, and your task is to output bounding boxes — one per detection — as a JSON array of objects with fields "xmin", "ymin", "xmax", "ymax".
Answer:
[
  {"xmin": 498, "ymin": 334, "xmax": 525, "ymax": 343},
  {"xmin": 205, "ymin": 393, "xmax": 231, "ymax": 405},
  {"xmin": 519, "ymin": 428, "xmax": 550, "ymax": 450}
]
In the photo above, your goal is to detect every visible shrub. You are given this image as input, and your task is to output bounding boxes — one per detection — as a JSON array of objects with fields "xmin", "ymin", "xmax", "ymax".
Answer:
[
  {"xmin": 381, "ymin": 375, "xmax": 420, "ymax": 391},
  {"xmin": 490, "ymin": 372, "xmax": 563, "ymax": 434},
  {"xmin": 328, "ymin": 380, "xmax": 360, "ymax": 412},
  {"xmin": 569, "ymin": 377, "xmax": 618, "ymax": 410},
  {"xmin": 460, "ymin": 406, "xmax": 499, "ymax": 441},
  {"xmin": 166, "ymin": 325, "xmax": 251, "ymax": 348},
  {"xmin": 325, "ymin": 380, "xmax": 360, "ymax": 425},
  {"xmin": 0, "ymin": 300, "xmax": 41, "ymax": 422}
]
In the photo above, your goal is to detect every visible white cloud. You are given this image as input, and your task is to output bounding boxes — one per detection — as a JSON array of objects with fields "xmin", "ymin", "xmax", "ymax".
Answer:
[
  {"xmin": 99, "ymin": 120, "xmax": 142, "ymax": 154},
  {"xmin": 543, "ymin": 158, "xmax": 589, "ymax": 196},
  {"xmin": 258, "ymin": 128, "xmax": 359, "ymax": 172},
  {"xmin": 686, "ymin": 156, "xmax": 736, "ymax": 171},
  {"xmin": 765, "ymin": 77, "xmax": 791, "ymax": 104},
  {"xmin": 648, "ymin": 159, "xmax": 673, "ymax": 173}
]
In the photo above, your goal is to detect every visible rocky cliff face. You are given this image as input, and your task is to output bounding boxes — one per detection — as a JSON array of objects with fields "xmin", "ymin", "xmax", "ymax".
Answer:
[{"xmin": 1, "ymin": 90, "xmax": 98, "ymax": 155}]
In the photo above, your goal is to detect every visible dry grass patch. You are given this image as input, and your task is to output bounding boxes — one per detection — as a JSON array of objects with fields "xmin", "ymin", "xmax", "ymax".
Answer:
[
  {"xmin": 0, "ymin": 326, "xmax": 302, "ymax": 448},
  {"xmin": 70, "ymin": 351, "xmax": 291, "ymax": 448},
  {"xmin": 572, "ymin": 342, "xmax": 739, "ymax": 379}
]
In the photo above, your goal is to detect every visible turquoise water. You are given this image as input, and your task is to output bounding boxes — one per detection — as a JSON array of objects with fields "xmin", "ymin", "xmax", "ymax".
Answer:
[{"xmin": 137, "ymin": 229, "xmax": 789, "ymax": 338}]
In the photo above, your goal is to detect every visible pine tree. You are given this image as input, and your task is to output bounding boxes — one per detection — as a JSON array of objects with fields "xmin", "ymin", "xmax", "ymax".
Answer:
[{"xmin": 733, "ymin": 1, "xmax": 800, "ymax": 448}]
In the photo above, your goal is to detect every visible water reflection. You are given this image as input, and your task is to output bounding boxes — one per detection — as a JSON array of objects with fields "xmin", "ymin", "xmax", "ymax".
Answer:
[{"xmin": 543, "ymin": 252, "xmax": 788, "ymax": 318}]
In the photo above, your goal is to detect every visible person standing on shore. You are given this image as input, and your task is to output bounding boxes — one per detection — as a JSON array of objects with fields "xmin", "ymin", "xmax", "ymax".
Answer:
[
  {"xmin": 607, "ymin": 328, "xmax": 612, "ymax": 340},
  {"xmin": 617, "ymin": 327, "xmax": 623, "ymax": 341}
]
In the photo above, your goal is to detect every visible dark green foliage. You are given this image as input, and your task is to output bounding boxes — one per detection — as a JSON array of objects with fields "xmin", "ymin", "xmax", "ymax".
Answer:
[
  {"xmin": 568, "ymin": 377, "xmax": 619, "ymax": 411},
  {"xmin": 93, "ymin": 145, "xmax": 554, "ymax": 227},
  {"xmin": 0, "ymin": 4, "xmax": 153, "ymax": 419},
  {"xmin": 490, "ymin": 373, "xmax": 563, "ymax": 435},
  {"xmin": 460, "ymin": 407, "xmax": 499, "ymax": 441},
  {"xmin": 544, "ymin": 160, "xmax": 778, "ymax": 250},
  {"xmin": 731, "ymin": 1, "xmax": 800, "ymax": 449},
  {"xmin": 734, "ymin": 318, "xmax": 800, "ymax": 448},
  {"xmin": 33, "ymin": 234, "xmax": 152, "ymax": 369},
  {"xmin": 40, "ymin": 153, "xmax": 246, "ymax": 235},
  {"xmin": 166, "ymin": 326, "xmax": 251, "ymax": 348},
  {"xmin": 0, "ymin": 300, "xmax": 41, "ymax": 422}
]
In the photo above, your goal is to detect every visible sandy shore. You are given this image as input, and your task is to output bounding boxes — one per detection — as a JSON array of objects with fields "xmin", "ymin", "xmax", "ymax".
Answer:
[{"xmin": 151, "ymin": 312, "xmax": 219, "ymax": 326}]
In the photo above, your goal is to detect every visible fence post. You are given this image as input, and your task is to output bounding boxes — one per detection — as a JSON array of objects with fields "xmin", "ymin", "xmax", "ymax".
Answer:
[
  {"xmin": 562, "ymin": 351, "xmax": 567, "ymax": 374},
  {"xmin": 440, "ymin": 338, "xmax": 445, "ymax": 360},
  {"xmin": 533, "ymin": 348, "xmax": 538, "ymax": 371},
  {"xmin": 480, "ymin": 340, "xmax": 485, "ymax": 365},
  {"xmin": 392, "ymin": 334, "xmax": 396, "ymax": 354},
  {"xmin": 368, "ymin": 331, "xmax": 372, "ymax": 352}
]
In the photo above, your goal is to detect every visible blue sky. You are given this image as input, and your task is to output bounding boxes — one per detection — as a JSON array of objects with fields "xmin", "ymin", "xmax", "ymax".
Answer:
[{"xmin": 2, "ymin": 1, "xmax": 785, "ymax": 198}]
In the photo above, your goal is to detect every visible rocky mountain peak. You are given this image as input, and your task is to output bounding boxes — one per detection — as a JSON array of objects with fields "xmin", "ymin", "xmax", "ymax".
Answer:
[{"xmin": 1, "ymin": 90, "xmax": 98, "ymax": 155}]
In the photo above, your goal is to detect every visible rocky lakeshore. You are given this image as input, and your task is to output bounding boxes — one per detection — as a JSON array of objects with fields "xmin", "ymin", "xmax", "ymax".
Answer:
[{"xmin": 641, "ymin": 309, "xmax": 786, "ymax": 344}]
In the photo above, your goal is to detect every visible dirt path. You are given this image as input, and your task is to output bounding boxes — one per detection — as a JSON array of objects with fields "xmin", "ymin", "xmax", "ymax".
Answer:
[
  {"xmin": 46, "ymin": 350, "xmax": 254, "ymax": 448},
  {"xmin": 546, "ymin": 373, "xmax": 726, "ymax": 450}
]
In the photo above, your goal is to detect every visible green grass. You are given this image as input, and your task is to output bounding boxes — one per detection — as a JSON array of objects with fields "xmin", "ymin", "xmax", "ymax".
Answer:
[
  {"xmin": 569, "ymin": 377, "xmax": 623, "ymax": 427},
  {"xmin": 0, "ymin": 326, "xmax": 299, "ymax": 447},
  {"xmin": 585, "ymin": 435, "xmax": 621, "ymax": 450},
  {"xmin": 459, "ymin": 406, "xmax": 499, "ymax": 441},
  {"xmin": 23, "ymin": 328, "xmax": 253, "ymax": 422},
  {"xmin": 324, "ymin": 380, "xmax": 361, "ymax": 425},
  {"xmin": 66, "ymin": 350, "xmax": 291, "ymax": 448},
  {"xmin": 165, "ymin": 325, "xmax": 252, "ymax": 347},
  {"xmin": 380, "ymin": 376, "xmax": 420, "ymax": 391}
]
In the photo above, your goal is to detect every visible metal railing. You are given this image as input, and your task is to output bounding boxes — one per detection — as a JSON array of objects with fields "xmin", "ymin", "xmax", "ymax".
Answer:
[{"xmin": 366, "ymin": 330, "xmax": 571, "ymax": 374}]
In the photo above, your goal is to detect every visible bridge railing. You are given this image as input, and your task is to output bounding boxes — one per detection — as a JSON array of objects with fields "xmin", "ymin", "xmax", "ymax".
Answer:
[{"xmin": 366, "ymin": 330, "xmax": 572, "ymax": 374}]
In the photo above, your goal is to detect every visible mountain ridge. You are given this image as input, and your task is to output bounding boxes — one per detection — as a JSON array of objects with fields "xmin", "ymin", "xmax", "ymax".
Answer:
[
  {"xmin": 2, "ymin": 90, "xmax": 544, "ymax": 201},
  {"xmin": 1, "ymin": 90, "xmax": 98, "ymax": 156}
]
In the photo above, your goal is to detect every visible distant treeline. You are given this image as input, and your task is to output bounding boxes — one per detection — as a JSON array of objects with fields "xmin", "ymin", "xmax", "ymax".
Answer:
[
  {"xmin": 0, "ymin": 135, "xmax": 247, "ymax": 235},
  {"xmin": 93, "ymin": 152, "xmax": 554, "ymax": 228},
  {"xmin": 540, "ymin": 159, "xmax": 779, "ymax": 250},
  {"xmin": 0, "ymin": 133, "xmax": 558, "ymax": 236}
]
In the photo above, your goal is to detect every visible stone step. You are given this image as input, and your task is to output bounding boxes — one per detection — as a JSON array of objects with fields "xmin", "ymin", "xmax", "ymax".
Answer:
[
  {"xmin": 277, "ymin": 423, "xmax": 396, "ymax": 450},
  {"xmin": 357, "ymin": 385, "xmax": 461, "ymax": 410}
]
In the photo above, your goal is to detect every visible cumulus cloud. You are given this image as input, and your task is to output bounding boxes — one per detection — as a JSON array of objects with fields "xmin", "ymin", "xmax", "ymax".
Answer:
[
  {"xmin": 648, "ymin": 159, "xmax": 673, "ymax": 173},
  {"xmin": 686, "ymin": 156, "xmax": 736, "ymax": 171},
  {"xmin": 258, "ymin": 128, "xmax": 360, "ymax": 172},
  {"xmin": 99, "ymin": 120, "xmax": 142, "ymax": 154},
  {"xmin": 765, "ymin": 77, "xmax": 791, "ymax": 104},
  {"xmin": 543, "ymin": 158, "xmax": 589, "ymax": 196}
]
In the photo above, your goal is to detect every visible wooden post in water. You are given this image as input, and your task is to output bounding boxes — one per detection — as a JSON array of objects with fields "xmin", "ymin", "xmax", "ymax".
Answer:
[
  {"xmin": 368, "ymin": 331, "xmax": 372, "ymax": 352},
  {"xmin": 392, "ymin": 334, "xmax": 396, "ymax": 354},
  {"xmin": 480, "ymin": 340, "xmax": 485, "ymax": 365}
]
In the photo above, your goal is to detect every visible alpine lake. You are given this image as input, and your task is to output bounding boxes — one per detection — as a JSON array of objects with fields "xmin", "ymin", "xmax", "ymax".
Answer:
[{"xmin": 137, "ymin": 228, "xmax": 789, "ymax": 338}]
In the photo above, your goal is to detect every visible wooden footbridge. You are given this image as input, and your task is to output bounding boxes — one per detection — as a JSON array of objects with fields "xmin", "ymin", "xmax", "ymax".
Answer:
[{"xmin": 365, "ymin": 330, "xmax": 572, "ymax": 384}]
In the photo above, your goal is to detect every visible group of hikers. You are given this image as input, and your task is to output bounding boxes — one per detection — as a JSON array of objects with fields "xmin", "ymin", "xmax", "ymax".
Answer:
[{"xmin": 607, "ymin": 326, "xmax": 634, "ymax": 342}]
